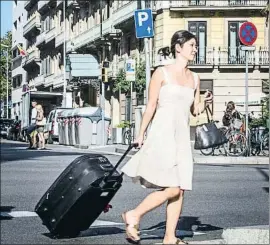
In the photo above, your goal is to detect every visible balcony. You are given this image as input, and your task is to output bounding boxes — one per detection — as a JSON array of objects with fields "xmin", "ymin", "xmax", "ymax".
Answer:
[
  {"xmin": 67, "ymin": 25, "xmax": 100, "ymax": 52},
  {"xmin": 56, "ymin": 0, "xmax": 63, "ymax": 8},
  {"xmin": 24, "ymin": 0, "xmax": 37, "ymax": 11},
  {"xmin": 38, "ymin": 0, "xmax": 49, "ymax": 13},
  {"xmin": 44, "ymin": 74, "xmax": 54, "ymax": 88},
  {"xmin": 55, "ymin": 30, "xmax": 64, "ymax": 48},
  {"xmin": 258, "ymin": 47, "xmax": 269, "ymax": 67},
  {"xmin": 169, "ymin": 0, "xmax": 267, "ymax": 10},
  {"xmin": 23, "ymin": 13, "xmax": 41, "ymax": 37},
  {"xmin": 34, "ymin": 75, "xmax": 45, "ymax": 87},
  {"xmin": 36, "ymin": 32, "xmax": 46, "ymax": 47},
  {"xmin": 53, "ymin": 73, "xmax": 64, "ymax": 89},
  {"xmin": 113, "ymin": 1, "xmax": 138, "ymax": 26},
  {"xmin": 152, "ymin": 46, "xmax": 269, "ymax": 68},
  {"xmin": 22, "ymin": 48, "xmax": 40, "ymax": 68},
  {"xmin": 45, "ymin": 27, "xmax": 56, "ymax": 43}
]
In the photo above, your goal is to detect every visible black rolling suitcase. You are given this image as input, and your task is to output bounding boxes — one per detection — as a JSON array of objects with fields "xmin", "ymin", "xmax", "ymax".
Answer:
[{"xmin": 35, "ymin": 144, "xmax": 137, "ymax": 238}]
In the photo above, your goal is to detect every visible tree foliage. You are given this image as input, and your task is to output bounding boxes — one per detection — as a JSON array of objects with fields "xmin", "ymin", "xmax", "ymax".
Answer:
[
  {"xmin": 0, "ymin": 31, "xmax": 12, "ymax": 101},
  {"xmin": 113, "ymin": 59, "xmax": 146, "ymax": 96},
  {"xmin": 134, "ymin": 60, "xmax": 146, "ymax": 96}
]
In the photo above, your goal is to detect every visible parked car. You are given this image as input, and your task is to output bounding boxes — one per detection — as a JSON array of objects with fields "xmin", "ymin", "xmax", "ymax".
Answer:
[
  {"xmin": 44, "ymin": 108, "xmax": 70, "ymax": 144},
  {"xmin": 0, "ymin": 119, "xmax": 15, "ymax": 139},
  {"xmin": 7, "ymin": 120, "xmax": 21, "ymax": 141}
]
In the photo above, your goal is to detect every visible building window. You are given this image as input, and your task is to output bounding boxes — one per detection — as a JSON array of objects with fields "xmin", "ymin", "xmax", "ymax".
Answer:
[
  {"xmin": 228, "ymin": 21, "xmax": 245, "ymax": 64},
  {"xmin": 188, "ymin": 21, "xmax": 207, "ymax": 64},
  {"xmin": 13, "ymin": 20, "xmax": 17, "ymax": 30},
  {"xmin": 189, "ymin": 0, "xmax": 206, "ymax": 6},
  {"xmin": 229, "ymin": 0, "xmax": 247, "ymax": 5}
]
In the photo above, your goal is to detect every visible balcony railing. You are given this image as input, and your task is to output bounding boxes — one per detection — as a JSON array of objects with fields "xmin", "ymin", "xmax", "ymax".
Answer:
[
  {"xmin": 67, "ymin": 25, "xmax": 100, "ymax": 52},
  {"xmin": 45, "ymin": 27, "xmax": 55, "ymax": 43},
  {"xmin": 34, "ymin": 75, "xmax": 45, "ymax": 87},
  {"xmin": 53, "ymin": 73, "xmax": 64, "ymax": 89},
  {"xmin": 259, "ymin": 47, "xmax": 269, "ymax": 65},
  {"xmin": 44, "ymin": 74, "xmax": 54, "ymax": 88},
  {"xmin": 169, "ymin": 0, "xmax": 267, "ymax": 8},
  {"xmin": 55, "ymin": 31, "xmax": 64, "ymax": 48},
  {"xmin": 23, "ymin": 13, "xmax": 41, "ymax": 37},
  {"xmin": 113, "ymin": 1, "xmax": 138, "ymax": 26},
  {"xmin": 36, "ymin": 32, "xmax": 46, "ymax": 46},
  {"xmin": 24, "ymin": 0, "xmax": 36, "ymax": 10},
  {"xmin": 38, "ymin": 0, "xmax": 48, "ymax": 12},
  {"xmin": 22, "ymin": 48, "xmax": 40, "ymax": 67}
]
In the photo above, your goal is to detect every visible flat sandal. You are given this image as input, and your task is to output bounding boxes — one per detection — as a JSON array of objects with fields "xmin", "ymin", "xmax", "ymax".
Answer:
[{"xmin": 121, "ymin": 212, "xmax": 140, "ymax": 244}]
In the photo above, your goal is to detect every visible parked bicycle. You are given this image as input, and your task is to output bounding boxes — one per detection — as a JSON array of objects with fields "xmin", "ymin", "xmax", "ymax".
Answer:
[
  {"xmin": 200, "ymin": 117, "xmax": 247, "ymax": 157},
  {"xmin": 123, "ymin": 122, "xmax": 135, "ymax": 145}
]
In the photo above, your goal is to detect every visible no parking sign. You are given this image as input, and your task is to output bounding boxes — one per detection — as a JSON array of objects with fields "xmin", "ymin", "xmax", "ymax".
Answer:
[{"xmin": 239, "ymin": 22, "xmax": 257, "ymax": 46}]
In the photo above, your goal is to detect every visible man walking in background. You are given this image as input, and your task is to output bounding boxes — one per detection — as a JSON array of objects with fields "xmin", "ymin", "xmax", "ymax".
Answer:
[{"xmin": 26, "ymin": 100, "xmax": 37, "ymax": 149}]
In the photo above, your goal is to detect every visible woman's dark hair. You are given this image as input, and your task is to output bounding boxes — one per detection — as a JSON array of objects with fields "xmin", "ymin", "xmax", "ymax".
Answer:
[
  {"xmin": 158, "ymin": 30, "xmax": 197, "ymax": 59},
  {"xmin": 170, "ymin": 30, "xmax": 197, "ymax": 58},
  {"xmin": 226, "ymin": 101, "xmax": 236, "ymax": 113}
]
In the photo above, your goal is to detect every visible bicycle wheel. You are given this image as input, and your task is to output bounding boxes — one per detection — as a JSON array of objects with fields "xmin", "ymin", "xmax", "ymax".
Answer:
[
  {"xmin": 200, "ymin": 148, "xmax": 214, "ymax": 156},
  {"xmin": 224, "ymin": 132, "xmax": 247, "ymax": 157},
  {"xmin": 123, "ymin": 130, "xmax": 132, "ymax": 145},
  {"xmin": 261, "ymin": 133, "xmax": 269, "ymax": 157}
]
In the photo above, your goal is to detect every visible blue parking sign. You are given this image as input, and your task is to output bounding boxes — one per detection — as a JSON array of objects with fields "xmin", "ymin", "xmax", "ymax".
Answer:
[{"xmin": 134, "ymin": 9, "xmax": 154, "ymax": 39}]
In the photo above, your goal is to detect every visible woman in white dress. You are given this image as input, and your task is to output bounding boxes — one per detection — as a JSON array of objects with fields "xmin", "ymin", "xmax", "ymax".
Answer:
[{"xmin": 121, "ymin": 30, "xmax": 213, "ymax": 244}]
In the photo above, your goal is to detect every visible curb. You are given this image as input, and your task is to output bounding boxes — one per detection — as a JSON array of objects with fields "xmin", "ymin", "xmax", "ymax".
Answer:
[
  {"xmin": 188, "ymin": 239, "xmax": 225, "ymax": 244},
  {"xmin": 115, "ymin": 148, "xmax": 268, "ymax": 164},
  {"xmin": 222, "ymin": 225, "xmax": 269, "ymax": 244}
]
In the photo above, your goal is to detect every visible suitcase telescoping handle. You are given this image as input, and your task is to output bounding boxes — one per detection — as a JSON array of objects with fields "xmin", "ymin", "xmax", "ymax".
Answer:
[{"xmin": 104, "ymin": 143, "xmax": 138, "ymax": 181}]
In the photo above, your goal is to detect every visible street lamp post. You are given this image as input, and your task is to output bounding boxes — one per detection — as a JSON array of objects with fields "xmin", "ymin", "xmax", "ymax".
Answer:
[
  {"xmin": 63, "ymin": 0, "xmax": 67, "ymax": 107},
  {"xmin": 2, "ymin": 44, "xmax": 9, "ymax": 119}
]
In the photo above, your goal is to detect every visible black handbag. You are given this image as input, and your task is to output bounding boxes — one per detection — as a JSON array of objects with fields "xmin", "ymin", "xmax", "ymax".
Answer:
[{"xmin": 194, "ymin": 105, "xmax": 228, "ymax": 150}]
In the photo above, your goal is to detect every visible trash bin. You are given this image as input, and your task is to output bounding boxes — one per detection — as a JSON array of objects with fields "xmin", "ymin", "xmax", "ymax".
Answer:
[
  {"xmin": 70, "ymin": 108, "xmax": 78, "ymax": 146},
  {"xmin": 67, "ymin": 109, "xmax": 76, "ymax": 146},
  {"xmin": 62, "ymin": 109, "xmax": 72, "ymax": 145},
  {"xmin": 57, "ymin": 111, "xmax": 65, "ymax": 145},
  {"xmin": 96, "ymin": 116, "xmax": 111, "ymax": 145},
  {"xmin": 75, "ymin": 107, "xmax": 100, "ymax": 146}
]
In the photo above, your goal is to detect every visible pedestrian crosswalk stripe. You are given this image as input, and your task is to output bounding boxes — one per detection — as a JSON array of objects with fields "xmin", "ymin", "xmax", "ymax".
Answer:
[{"xmin": 0, "ymin": 211, "xmax": 124, "ymax": 227}]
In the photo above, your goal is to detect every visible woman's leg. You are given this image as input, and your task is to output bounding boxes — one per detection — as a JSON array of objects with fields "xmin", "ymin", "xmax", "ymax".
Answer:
[
  {"xmin": 41, "ymin": 131, "xmax": 45, "ymax": 148},
  {"xmin": 123, "ymin": 187, "xmax": 181, "ymax": 240},
  {"xmin": 37, "ymin": 131, "xmax": 42, "ymax": 149},
  {"xmin": 163, "ymin": 190, "xmax": 185, "ymax": 244}
]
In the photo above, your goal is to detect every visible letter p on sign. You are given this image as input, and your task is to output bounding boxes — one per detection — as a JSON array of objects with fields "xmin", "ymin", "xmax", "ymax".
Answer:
[{"xmin": 138, "ymin": 12, "xmax": 148, "ymax": 26}]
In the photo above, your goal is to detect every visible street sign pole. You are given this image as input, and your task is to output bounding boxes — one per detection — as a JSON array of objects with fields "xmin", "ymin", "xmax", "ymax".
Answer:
[
  {"xmin": 134, "ymin": 4, "xmax": 154, "ymax": 136},
  {"xmin": 239, "ymin": 21, "xmax": 257, "ymax": 157},
  {"xmin": 126, "ymin": 59, "xmax": 136, "ymax": 123},
  {"xmin": 141, "ymin": 0, "xmax": 151, "ymax": 104}
]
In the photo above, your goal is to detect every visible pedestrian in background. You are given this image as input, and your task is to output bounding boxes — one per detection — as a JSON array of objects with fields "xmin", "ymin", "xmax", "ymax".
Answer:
[
  {"xmin": 35, "ymin": 104, "xmax": 46, "ymax": 150},
  {"xmin": 26, "ymin": 100, "xmax": 37, "ymax": 149},
  {"xmin": 222, "ymin": 101, "xmax": 241, "ymax": 127},
  {"xmin": 121, "ymin": 30, "xmax": 213, "ymax": 244}
]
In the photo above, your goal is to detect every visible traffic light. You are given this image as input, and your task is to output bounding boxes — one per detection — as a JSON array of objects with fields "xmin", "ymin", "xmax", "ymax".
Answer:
[{"xmin": 101, "ymin": 67, "xmax": 108, "ymax": 83}]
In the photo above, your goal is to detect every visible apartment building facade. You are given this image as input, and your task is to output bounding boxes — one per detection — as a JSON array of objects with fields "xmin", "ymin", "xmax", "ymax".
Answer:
[
  {"xmin": 11, "ymin": 0, "xmax": 27, "ymax": 119},
  {"xmin": 16, "ymin": 0, "xmax": 269, "ymax": 127}
]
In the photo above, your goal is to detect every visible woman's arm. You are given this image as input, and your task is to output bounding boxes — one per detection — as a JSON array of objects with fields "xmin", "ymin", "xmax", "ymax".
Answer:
[
  {"xmin": 137, "ymin": 67, "xmax": 163, "ymax": 138},
  {"xmin": 190, "ymin": 74, "xmax": 213, "ymax": 116}
]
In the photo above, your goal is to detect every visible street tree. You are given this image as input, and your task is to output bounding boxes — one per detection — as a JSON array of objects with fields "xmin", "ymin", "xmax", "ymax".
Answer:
[{"xmin": 0, "ymin": 31, "xmax": 12, "ymax": 102}]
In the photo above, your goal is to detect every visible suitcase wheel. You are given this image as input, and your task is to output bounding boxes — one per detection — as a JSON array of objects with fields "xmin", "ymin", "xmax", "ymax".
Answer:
[{"xmin": 103, "ymin": 204, "xmax": 112, "ymax": 213}]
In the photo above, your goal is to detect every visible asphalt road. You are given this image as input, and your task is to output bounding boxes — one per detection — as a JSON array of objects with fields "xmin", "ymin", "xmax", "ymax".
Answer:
[{"xmin": 1, "ymin": 140, "xmax": 269, "ymax": 244}]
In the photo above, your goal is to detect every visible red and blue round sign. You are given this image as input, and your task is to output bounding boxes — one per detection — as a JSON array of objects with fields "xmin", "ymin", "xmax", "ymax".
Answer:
[{"xmin": 239, "ymin": 22, "xmax": 257, "ymax": 46}]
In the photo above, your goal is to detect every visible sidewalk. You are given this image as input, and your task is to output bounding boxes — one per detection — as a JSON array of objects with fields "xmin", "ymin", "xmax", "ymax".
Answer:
[{"xmin": 83, "ymin": 144, "xmax": 269, "ymax": 165}]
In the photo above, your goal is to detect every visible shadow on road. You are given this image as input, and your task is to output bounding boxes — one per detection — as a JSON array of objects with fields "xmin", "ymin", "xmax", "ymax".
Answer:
[
  {"xmin": 0, "ymin": 206, "xmax": 16, "ymax": 220},
  {"xmin": 42, "ymin": 216, "xmax": 222, "ymax": 240},
  {"xmin": 1, "ymin": 141, "xmax": 93, "ymax": 163}
]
